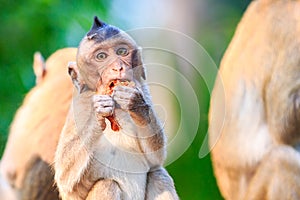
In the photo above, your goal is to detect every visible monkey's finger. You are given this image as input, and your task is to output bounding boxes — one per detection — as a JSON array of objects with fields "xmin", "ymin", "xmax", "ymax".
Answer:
[
  {"xmin": 113, "ymin": 97, "xmax": 130, "ymax": 110},
  {"xmin": 93, "ymin": 100, "xmax": 114, "ymax": 108},
  {"xmin": 93, "ymin": 94, "xmax": 112, "ymax": 102},
  {"xmin": 93, "ymin": 99, "xmax": 114, "ymax": 109},
  {"xmin": 113, "ymin": 85, "xmax": 140, "ymax": 99},
  {"xmin": 114, "ymin": 85, "xmax": 136, "ymax": 94},
  {"xmin": 95, "ymin": 107, "xmax": 113, "ymax": 117},
  {"xmin": 113, "ymin": 90, "xmax": 134, "ymax": 101},
  {"xmin": 113, "ymin": 96, "xmax": 131, "ymax": 104}
]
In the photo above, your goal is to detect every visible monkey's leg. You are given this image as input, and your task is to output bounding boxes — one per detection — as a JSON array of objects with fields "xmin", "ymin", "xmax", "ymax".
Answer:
[
  {"xmin": 86, "ymin": 179, "xmax": 122, "ymax": 200},
  {"xmin": 21, "ymin": 156, "xmax": 59, "ymax": 200},
  {"xmin": 245, "ymin": 146, "xmax": 300, "ymax": 200},
  {"xmin": 145, "ymin": 167, "xmax": 179, "ymax": 200}
]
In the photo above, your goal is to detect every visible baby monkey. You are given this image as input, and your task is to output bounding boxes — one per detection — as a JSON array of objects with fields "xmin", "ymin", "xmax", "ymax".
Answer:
[{"xmin": 54, "ymin": 17, "xmax": 179, "ymax": 200}]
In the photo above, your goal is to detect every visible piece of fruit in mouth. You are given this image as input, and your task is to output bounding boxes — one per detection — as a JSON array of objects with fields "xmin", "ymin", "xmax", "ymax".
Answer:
[{"xmin": 106, "ymin": 79, "xmax": 135, "ymax": 96}]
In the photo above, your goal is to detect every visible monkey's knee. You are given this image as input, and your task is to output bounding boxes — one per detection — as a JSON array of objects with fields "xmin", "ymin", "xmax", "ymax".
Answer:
[
  {"xmin": 246, "ymin": 146, "xmax": 300, "ymax": 200},
  {"xmin": 86, "ymin": 179, "xmax": 122, "ymax": 200},
  {"xmin": 146, "ymin": 167, "xmax": 179, "ymax": 200}
]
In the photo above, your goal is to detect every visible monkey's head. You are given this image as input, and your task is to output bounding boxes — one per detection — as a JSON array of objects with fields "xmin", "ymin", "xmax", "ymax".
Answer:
[{"xmin": 69, "ymin": 16, "xmax": 145, "ymax": 93}]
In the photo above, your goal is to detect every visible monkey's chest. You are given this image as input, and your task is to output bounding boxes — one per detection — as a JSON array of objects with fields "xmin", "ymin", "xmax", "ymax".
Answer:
[
  {"xmin": 95, "ymin": 109, "xmax": 150, "ymax": 171},
  {"xmin": 92, "ymin": 114, "xmax": 149, "ymax": 199},
  {"xmin": 95, "ymin": 134, "xmax": 149, "ymax": 171}
]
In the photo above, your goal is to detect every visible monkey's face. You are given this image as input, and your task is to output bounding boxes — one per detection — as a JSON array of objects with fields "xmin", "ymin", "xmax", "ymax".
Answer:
[
  {"xmin": 76, "ymin": 17, "xmax": 145, "ymax": 92},
  {"xmin": 79, "ymin": 38, "xmax": 136, "ymax": 92}
]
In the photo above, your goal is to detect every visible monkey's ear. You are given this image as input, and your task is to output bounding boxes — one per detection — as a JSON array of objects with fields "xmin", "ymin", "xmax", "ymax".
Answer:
[
  {"xmin": 68, "ymin": 62, "xmax": 86, "ymax": 93},
  {"xmin": 87, "ymin": 16, "xmax": 106, "ymax": 40},
  {"xmin": 33, "ymin": 52, "xmax": 46, "ymax": 84},
  {"xmin": 132, "ymin": 47, "xmax": 146, "ymax": 80}
]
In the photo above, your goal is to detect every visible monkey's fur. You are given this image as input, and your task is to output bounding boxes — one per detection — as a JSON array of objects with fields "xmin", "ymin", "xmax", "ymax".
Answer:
[
  {"xmin": 54, "ymin": 17, "xmax": 178, "ymax": 200},
  {"xmin": 0, "ymin": 48, "xmax": 77, "ymax": 199},
  {"xmin": 209, "ymin": 0, "xmax": 300, "ymax": 199}
]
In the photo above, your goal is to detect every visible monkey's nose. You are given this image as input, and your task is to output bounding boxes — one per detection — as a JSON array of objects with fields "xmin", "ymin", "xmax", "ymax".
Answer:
[
  {"xmin": 112, "ymin": 65, "xmax": 123, "ymax": 72},
  {"xmin": 111, "ymin": 60, "xmax": 124, "ymax": 72}
]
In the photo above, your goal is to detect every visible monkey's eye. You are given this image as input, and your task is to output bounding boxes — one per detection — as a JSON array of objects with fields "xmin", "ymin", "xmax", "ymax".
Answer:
[
  {"xmin": 96, "ymin": 52, "xmax": 108, "ymax": 60},
  {"xmin": 116, "ymin": 47, "xmax": 129, "ymax": 56}
]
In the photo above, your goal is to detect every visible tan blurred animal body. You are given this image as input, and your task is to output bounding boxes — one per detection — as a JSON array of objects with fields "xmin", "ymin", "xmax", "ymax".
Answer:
[
  {"xmin": 209, "ymin": 0, "xmax": 300, "ymax": 199},
  {"xmin": 54, "ymin": 17, "xmax": 178, "ymax": 200},
  {"xmin": 0, "ymin": 48, "xmax": 77, "ymax": 199}
]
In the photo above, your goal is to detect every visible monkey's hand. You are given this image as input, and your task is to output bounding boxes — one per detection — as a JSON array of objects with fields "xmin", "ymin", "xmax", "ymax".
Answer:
[
  {"xmin": 114, "ymin": 86, "xmax": 165, "ymax": 166},
  {"xmin": 113, "ymin": 86, "xmax": 151, "ymax": 126},
  {"xmin": 93, "ymin": 94, "xmax": 115, "ymax": 130}
]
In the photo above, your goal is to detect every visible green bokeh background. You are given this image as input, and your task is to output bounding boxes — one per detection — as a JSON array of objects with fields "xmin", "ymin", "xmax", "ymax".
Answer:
[{"xmin": 0, "ymin": 1, "xmax": 250, "ymax": 199}]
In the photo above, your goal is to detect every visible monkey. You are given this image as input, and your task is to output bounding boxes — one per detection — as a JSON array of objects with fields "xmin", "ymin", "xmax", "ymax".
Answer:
[
  {"xmin": 209, "ymin": 0, "xmax": 300, "ymax": 199},
  {"xmin": 0, "ymin": 48, "xmax": 77, "ymax": 199},
  {"xmin": 54, "ymin": 16, "xmax": 179, "ymax": 200}
]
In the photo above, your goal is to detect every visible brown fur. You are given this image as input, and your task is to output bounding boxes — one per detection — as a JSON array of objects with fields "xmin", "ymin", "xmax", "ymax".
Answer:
[
  {"xmin": 21, "ymin": 156, "xmax": 59, "ymax": 200},
  {"xmin": 209, "ymin": 0, "xmax": 300, "ymax": 199},
  {"xmin": 0, "ymin": 48, "xmax": 76, "ymax": 199}
]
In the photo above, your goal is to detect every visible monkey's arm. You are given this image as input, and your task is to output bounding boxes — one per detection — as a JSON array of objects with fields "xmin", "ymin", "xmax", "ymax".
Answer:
[
  {"xmin": 113, "ymin": 86, "xmax": 166, "ymax": 166},
  {"xmin": 54, "ymin": 92, "xmax": 105, "ymax": 196}
]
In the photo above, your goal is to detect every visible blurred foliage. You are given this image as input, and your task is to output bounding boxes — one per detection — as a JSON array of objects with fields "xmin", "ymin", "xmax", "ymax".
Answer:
[{"xmin": 0, "ymin": 0, "xmax": 250, "ymax": 199}]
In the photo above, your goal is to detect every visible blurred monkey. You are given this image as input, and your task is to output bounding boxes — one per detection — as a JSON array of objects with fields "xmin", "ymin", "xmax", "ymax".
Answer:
[
  {"xmin": 0, "ymin": 48, "xmax": 77, "ymax": 199},
  {"xmin": 209, "ymin": 0, "xmax": 300, "ymax": 199}
]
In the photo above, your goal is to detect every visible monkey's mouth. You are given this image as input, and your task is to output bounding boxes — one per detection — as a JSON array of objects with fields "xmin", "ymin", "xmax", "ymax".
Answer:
[{"xmin": 106, "ymin": 79, "xmax": 135, "ymax": 96}]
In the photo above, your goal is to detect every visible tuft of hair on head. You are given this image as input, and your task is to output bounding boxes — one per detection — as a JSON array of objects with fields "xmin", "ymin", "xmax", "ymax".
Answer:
[
  {"xmin": 87, "ymin": 16, "xmax": 107, "ymax": 40},
  {"xmin": 86, "ymin": 16, "xmax": 121, "ymax": 42}
]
